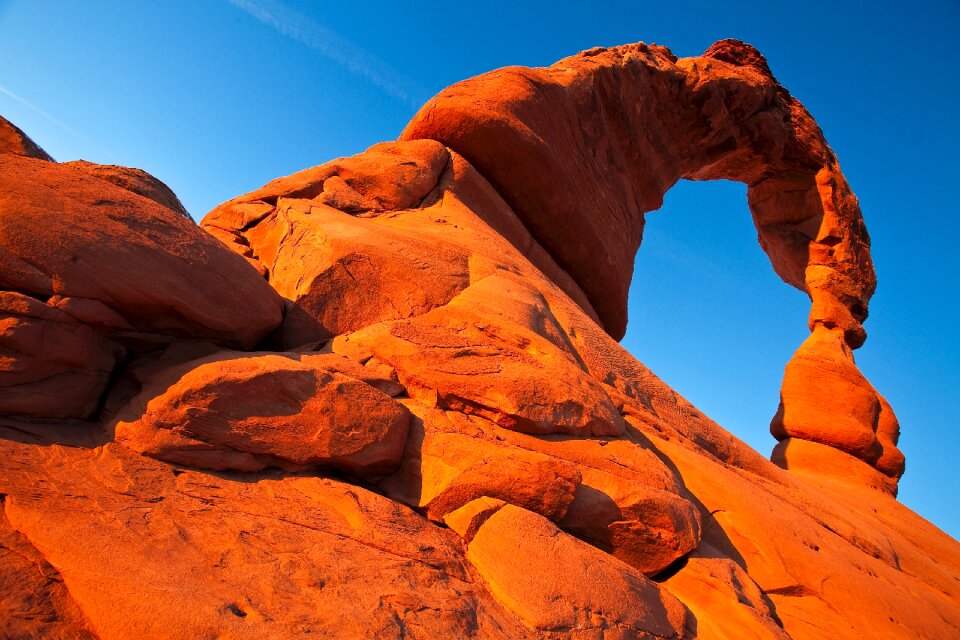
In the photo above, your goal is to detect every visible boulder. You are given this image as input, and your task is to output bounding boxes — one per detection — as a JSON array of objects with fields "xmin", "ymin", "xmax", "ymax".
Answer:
[
  {"xmin": 201, "ymin": 140, "xmax": 469, "ymax": 347},
  {"xmin": 337, "ymin": 275, "xmax": 625, "ymax": 437},
  {"xmin": 0, "ymin": 153, "xmax": 283, "ymax": 349},
  {"xmin": 114, "ymin": 352, "xmax": 410, "ymax": 476},
  {"xmin": 462, "ymin": 503, "xmax": 690, "ymax": 639},
  {"xmin": 559, "ymin": 467, "xmax": 702, "ymax": 575},
  {"xmin": 379, "ymin": 404, "xmax": 581, "ymax": 521}
]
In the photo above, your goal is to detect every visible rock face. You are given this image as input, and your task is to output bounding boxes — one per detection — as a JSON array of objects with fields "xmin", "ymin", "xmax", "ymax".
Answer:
[
  {"xmin": 0, "ymin": 117, "xmax": 54, "ymax": 160},
  {"xmin": 113, "ymin": 352, "xmax": 411, "ymax": 475},
  {"xmin": 61, "ymin": 160, "xmax": 191, "ymax": 219},
  {"xmin": 0, "ymin": 41, "xmax": 957, "ymax": 640},
  {"xmin": 398, "ymin": 39, "xmax": 902, "ymax": 486},
  {"xmin": 0, "ymin": 123, "xmax": 284, "ymax": 419}
]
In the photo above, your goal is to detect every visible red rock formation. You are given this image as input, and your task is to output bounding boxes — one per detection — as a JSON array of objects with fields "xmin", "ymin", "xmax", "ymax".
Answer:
[
  {"xmin": 0, "ymin": 39, "xmax": 957, "ymax": 640},
  {"xmin": 770, "ymin": 327, "xmax": 904, "ymax": 494},
  {"xmin": 113, "ymin": 352, "xmax": 410, "ymax": 475},
  {"xmin": 399, "ymin": 38, "xmax": 902, "ymax": 488},
  {"xmin": 0, "ymin": 128, "xmax": 284, "ymax": 419},
  {"xmin": 61, "ymin": 160, "xmax": 191, "ymax": 219},
  {"xmin": 0, "ymin": 116, "xmax": 53, "ymax": 161}
]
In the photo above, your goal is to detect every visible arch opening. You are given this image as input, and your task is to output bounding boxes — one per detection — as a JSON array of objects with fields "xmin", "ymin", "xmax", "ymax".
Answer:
[{"xmin": 623, "ymin": 178, "xmax": 809, "ymax": 456}]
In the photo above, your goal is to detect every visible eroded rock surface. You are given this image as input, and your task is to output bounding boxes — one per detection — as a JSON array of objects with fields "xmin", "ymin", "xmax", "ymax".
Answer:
[
  {"xmin": 0, "ymin": 144, "xmax": 283, "ymax": 420},
  {"xmin": 458, "ymin": 502, "xmax": 690, "ymax": 639},
  {"xmin": 61, "ymin": 160, "xmax": 190, "ymax": 219},
  {"xmin": 398, "ymin": 37, "xmax": 903, "ymax": 485},
  {"xmin": 0, "ymin": 38, "xmax": 956, "ymax": 640},
  {"xmin": 0, "ymin": 116, "xmax": 54, "ymax": 161},
  {"xmin": 113, "ymin": 352, "xmax": 410, "ymax": 476}
]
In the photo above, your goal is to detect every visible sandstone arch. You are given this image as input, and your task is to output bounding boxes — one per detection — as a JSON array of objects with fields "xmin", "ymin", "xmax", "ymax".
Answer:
[
  {"xmin": 399, "ymin": 38, "xmax": 903, "ymax": 489},
  {"xmin": 1, "ymin": 38, "xmax": 954, "ymax": 639}
]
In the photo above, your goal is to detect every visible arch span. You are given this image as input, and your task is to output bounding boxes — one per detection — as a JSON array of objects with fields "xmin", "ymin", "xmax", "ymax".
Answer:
[{"xmin": 400, "ymin": 39, "xmax": 903, "ymax": 490}]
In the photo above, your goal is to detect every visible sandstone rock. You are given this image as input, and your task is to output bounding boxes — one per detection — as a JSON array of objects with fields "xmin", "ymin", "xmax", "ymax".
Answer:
[
  {"xmin": 114, "ymin": 352, "xmax": 410, "ymax": 476},
  {"xmin": 379, "ymin": 404, "xmax": 581, "ymax": 521},
  {"xmin": 0, "ymin": 37, "xmax": 955, "ymax": 640},
  {"xmin": 201, "ymin": 140, "xmax": 470, "ymax": 347},
  {"xmin": 463, "ymin": 503, "xmax": 690, "ymax": 639},
  {"xmin": 772, "ymin": 437, "xmax": 898, "ymax": 496},
  {"xmin": 397, "ymin": 37, "xmax": 898, "ymax": 490},
  {"xmin": 0, "ymin": 291, "xmax": 121, "ymax": 419},
  {"xmin": 0, "ymin": 115, "xmax": 53, "ymax": 160},
  {"xmin": 300, "ymin": 351, "xmax": 405, "ymax": 397},
  {"xmin": 0, "ymin": 153, "xmax": 283, "ymax": 350},
  {"xmin": 62, "ymin": 160, "xmax": 190, "ymax": 219},
  {"xmin": 378, "ymin": 398, "xmax": 705, "ymax": 577},
  {"xmin": 206, "ymin": 139, "xmax": 450, "ymax": 229},
  {"xmin": 401, "ymin": 40, "xmax": 874, "ymax": 348},
  {"xmin": 651, "ymin": 433, "xmax": 960, "ymax": 640},
  {"xmin": 559, "ymin": 466, "xmax": 702, "ymax": 575},
  {"xmin": 875, "ymin": 394, "xmax": 906, "ymax": 479},
  {"xmin": 443, "ymin": 496, "xmax": 508, "ymax": 543},
  {"xmin": 244, "ymin": 196, "xmax": 472, "ymax": 346},
  {"xmin": 201, "ymin": 142, "xmax": 601, "ymax": 350},
  {"xmin": 770, "ymin": 325, "xmax": 904, "ymax": 481},
  {"xmin": 0, "ymin": 497, "xmax": 97, "ymax": 640},
  {"xmin": 338, "ymin": 275, "xmax": 625, "ymax": 437},
  {"xmin": 540, "ymin": 290, "xmax": 782, "ymax": 478},
  {"xmin": 47, "ymin": 295, "xmax": 133, "ymax": 330},
  {"xmin": 0, "ymin": 441, "xmax": 532, "ymax": 639},
  {"xmin": 662, "ymin": 545, "xmax": 789, "ymax": 640}
]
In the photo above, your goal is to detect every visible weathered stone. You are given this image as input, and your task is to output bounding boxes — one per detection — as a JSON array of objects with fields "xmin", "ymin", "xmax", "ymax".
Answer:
[
  {"xmin": 771, "ymin": 437, "xmax": 898, "ymax": 496},
  {"xmin": 379, "ymin": 404, "xmax": 581, "ymax": 521},
  {"xmin": 464, "ymin": 504, "xmax": 690, "ymax": 639},
  {"xmin": 770, "ymin": 326, "xmax": 904, "ymax": 481},
  {"xmin": 0, "ymin": 154, "xmax": 283, "ymax": 350},
  {"xmin": 338, "ymin": 275, "xmax": 625, "ymax": 437},
  {"xmin": 559, "ymin": 467, "xmax": 702, "ymax": 575},
  {"xmin": 0, "ymin": 291, "xmax": 120, "ymax": 419},
  {"xmin": 0, "ymin": 441, "xmax": 530, "ymax": 639},
  {"xmin": 62, "ymin": 160, "xmax": 190, "ymax": 218},
  {"xmin": 0, "ymin": 115, "xmax": 53, "ymax": 160},
  {"xmin": 0, "ymin": 36, "xmax": 954, "ymax": 640},
  {"xmin": 114, "ymin": 352, "xmax": 410, "ymax": 476},
  {"xmin": 662, "ymin": 544, "xmax": 789, "ymax": 640},
  {"xmin": 401, "ymin": 40, "xmax": 875, "ymax": 350}
]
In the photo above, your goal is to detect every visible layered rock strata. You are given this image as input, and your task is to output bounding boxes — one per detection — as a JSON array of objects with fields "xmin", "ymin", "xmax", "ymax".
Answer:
[{"xmin": 0, "ymin": 39, "xmax": 956, "ymax": 640}]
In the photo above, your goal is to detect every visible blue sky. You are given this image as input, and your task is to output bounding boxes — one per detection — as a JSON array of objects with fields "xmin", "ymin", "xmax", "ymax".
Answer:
[{"xmin": 1, "ymin": 0, "xmax": 957, "ymax": 538}]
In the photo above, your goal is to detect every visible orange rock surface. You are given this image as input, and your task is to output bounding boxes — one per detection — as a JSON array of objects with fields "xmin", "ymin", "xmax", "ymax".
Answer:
[{"xmin": 0, "ymin": 40, "xmax": 957, "ymax": 639}]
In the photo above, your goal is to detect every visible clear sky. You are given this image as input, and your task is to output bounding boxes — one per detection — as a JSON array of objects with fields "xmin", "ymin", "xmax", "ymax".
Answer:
[{"xmin": 1, "ymin": 0, "xmax": 957, "ymax": 538}]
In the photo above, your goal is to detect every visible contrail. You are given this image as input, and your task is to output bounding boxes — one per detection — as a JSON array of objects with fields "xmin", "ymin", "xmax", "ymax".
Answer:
[
  {"xmin": 0, "ymin": 83, "xmax": 78, "ymax": 135},
  {"xmin": 228, "ymin": 0, "xmax": 428, "ymax": 109}
]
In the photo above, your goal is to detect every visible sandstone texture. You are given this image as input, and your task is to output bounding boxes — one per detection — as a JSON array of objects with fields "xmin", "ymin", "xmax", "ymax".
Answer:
[
  {"xmin": 0, "ymin": 41, "xmax": 957, "ymax": 640},
  {"xmin": 112, "ymin": 352, "xmax": 410, "ymax": 475}
]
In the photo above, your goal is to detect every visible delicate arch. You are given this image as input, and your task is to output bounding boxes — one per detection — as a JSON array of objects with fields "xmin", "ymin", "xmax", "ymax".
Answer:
[{"xmin": 400, "ymin": 39, "xmax": 902, "ymax": 489}]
